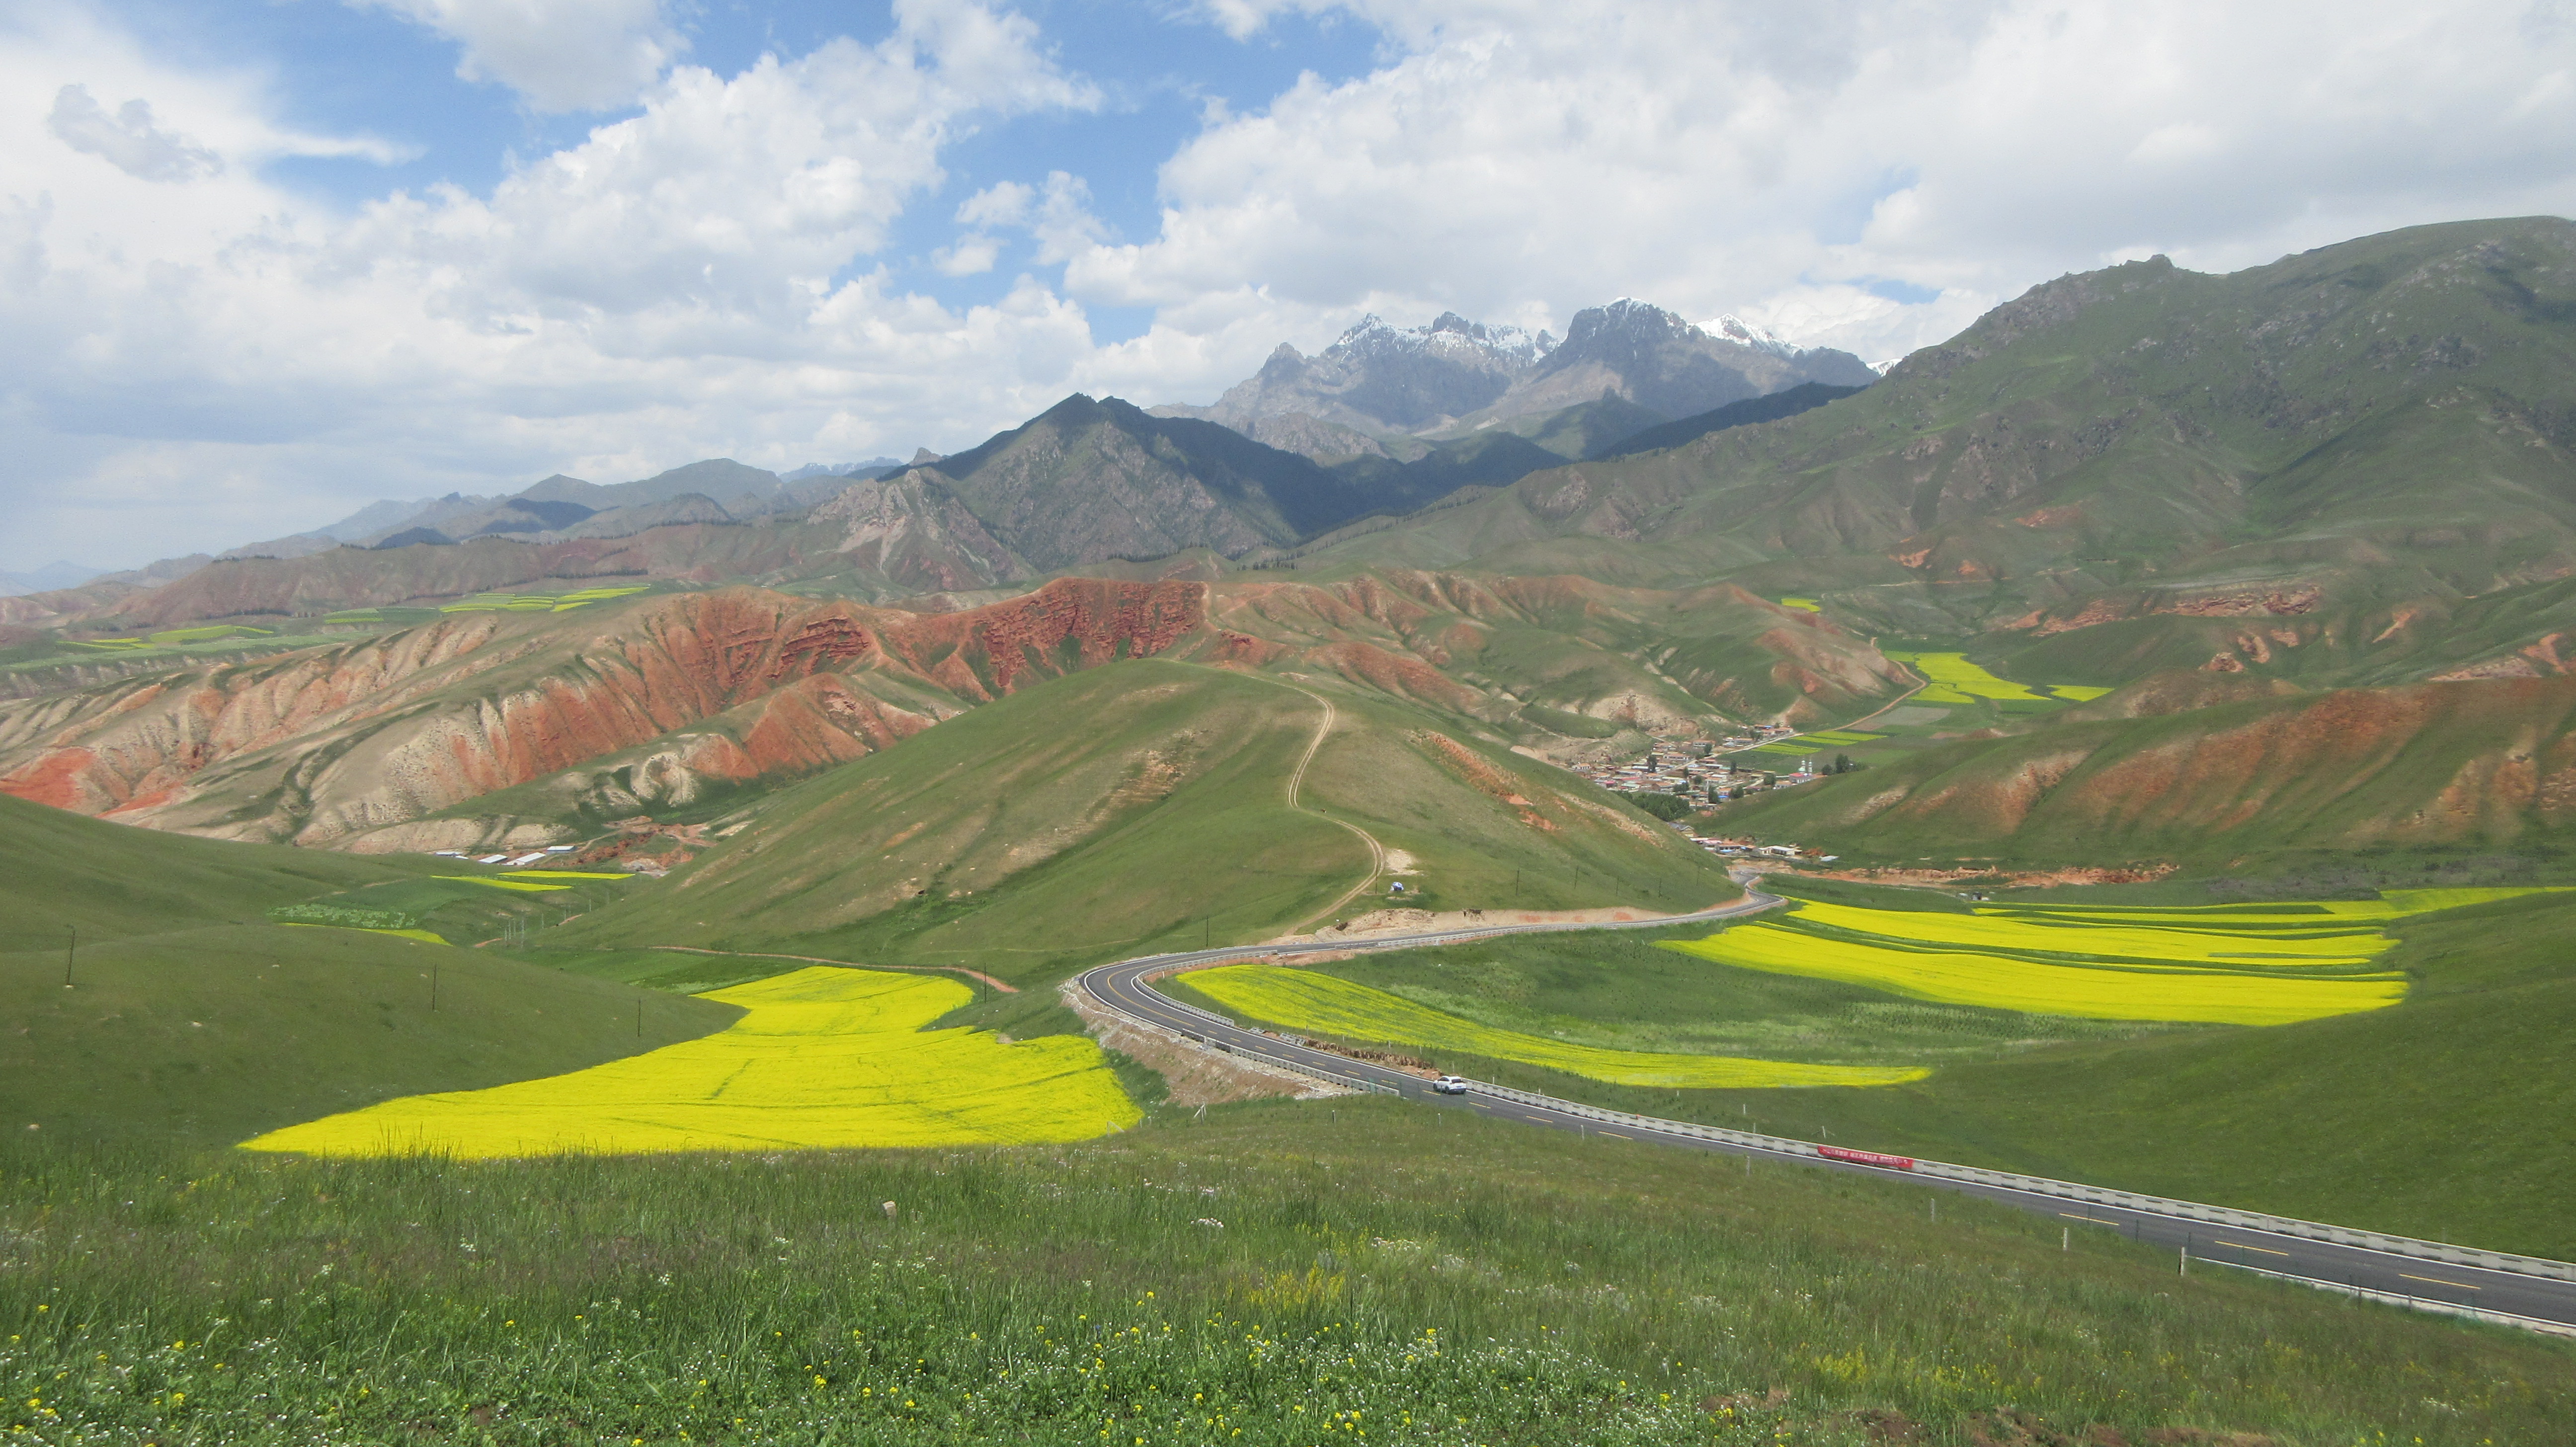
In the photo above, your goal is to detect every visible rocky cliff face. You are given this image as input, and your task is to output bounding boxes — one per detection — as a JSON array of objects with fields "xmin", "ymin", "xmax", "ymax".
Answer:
[{"xmin": 809, "ymin": 471, "xmax": 1024, "ymax": 593}]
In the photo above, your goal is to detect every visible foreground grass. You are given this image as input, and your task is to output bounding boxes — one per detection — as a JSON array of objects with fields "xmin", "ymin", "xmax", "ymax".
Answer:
[{"xmin": 4, "ymin": 1101, "xmax": 2571, "ymax": 1446}]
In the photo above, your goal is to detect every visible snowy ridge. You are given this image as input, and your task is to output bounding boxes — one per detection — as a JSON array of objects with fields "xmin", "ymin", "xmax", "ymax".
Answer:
[{"xmin": 1332, "ymin": 311, "xmax": 1555, "ymax": 369}]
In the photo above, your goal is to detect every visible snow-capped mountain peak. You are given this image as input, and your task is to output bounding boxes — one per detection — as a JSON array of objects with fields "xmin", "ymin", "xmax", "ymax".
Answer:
[{"xmin": 1701, "ymin": 314, "xmax": 1804, "ymax": 358}]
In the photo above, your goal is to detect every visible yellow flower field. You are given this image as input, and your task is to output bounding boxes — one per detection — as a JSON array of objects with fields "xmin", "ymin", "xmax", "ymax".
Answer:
[
  {"xmin": 1996, "ymin": 887, "xmax": 2572, "ymax": 926},
  {"xmin": 241, "ymin": 967, "xmax": 1138, "ymax": 1158},
  {"xmin": 1183, "ymin": 965, "xmax": 1927, "ymax": 1089},
  {"xmin": 1882, "ymin": 650, "xmax": 2110, "ymax": 704},
  {"xmin": 1663, "ymin": 924, "xmax": 2405, "ymax": 1025},
  {"xmin": 1788, "ymin": 900, "xmax": 2392, "ymax": 966}
]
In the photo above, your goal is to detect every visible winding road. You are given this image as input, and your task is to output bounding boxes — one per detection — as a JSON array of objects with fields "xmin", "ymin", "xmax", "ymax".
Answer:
[{"xmin": 1079, "ymin": 883, "xmax": 2576, "ymax": 1334}]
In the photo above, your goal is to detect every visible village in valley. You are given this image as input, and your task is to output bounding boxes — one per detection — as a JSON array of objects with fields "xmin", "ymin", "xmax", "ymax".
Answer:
[{"xmin": 1565, "ymin": 725, "xmax": 1843, "ymax": 864}]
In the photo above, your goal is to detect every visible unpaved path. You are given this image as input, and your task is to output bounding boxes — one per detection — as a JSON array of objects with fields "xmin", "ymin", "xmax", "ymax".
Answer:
[{"xmin": 1273, "ymin": 682, "xmax": 1390, "ymax": 933}]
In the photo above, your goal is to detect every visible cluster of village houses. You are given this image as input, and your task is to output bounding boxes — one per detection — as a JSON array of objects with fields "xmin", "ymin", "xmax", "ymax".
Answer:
[{"xmin": 1564, "ymin": 729, "xmax": 1839, "ymax": 863}]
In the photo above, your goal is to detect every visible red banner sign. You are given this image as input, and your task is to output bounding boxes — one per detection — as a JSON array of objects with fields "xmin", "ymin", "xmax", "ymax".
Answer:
[{"xmin": 1817, "ymin": 1144, "xmax": 1917, "ymax": 1170}]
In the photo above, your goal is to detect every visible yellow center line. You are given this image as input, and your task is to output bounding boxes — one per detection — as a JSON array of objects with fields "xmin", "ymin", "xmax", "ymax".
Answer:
[
  {"xmin": 2211, "ymin": 1239, "xmax": 2291, "ymax": 1257},
  {"xmin": 2399, "ymin": 1273, "xmax": 2479, "ymax": 1290},
  {"xmin": 1598, "ymin": 1130, "xmax": 1629, "ymax": 1139}
]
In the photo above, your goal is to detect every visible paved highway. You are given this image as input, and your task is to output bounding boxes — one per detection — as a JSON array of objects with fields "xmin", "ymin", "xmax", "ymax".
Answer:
[{"xmin": 1076, "ymin": 879, "xmax": 2576, "ymax": 1334}]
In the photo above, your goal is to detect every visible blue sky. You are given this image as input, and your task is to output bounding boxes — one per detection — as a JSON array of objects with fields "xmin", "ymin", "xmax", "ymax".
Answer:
[{"xmin": 6, "ymin": 0, "xmax": 2576, "ymax": 570}]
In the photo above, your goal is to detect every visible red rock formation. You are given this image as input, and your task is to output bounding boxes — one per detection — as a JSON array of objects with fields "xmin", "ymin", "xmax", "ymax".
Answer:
[{"xmin": 0, "ymin": 579, "xmax": 1209, "ymax": 845}]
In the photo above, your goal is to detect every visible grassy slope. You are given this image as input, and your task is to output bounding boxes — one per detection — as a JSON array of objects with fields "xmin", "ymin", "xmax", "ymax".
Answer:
[
  {"xmin": 557, "ymin": 658, "xmax": 1734, "ymax": 984},
  {"xmin": 1192, "ymin": 879, "xmax": 2576, "ymax": 1258},
  {"xmin": 0, "ymin": 793, "xmax": 738, "ymax": 1145},
  {"xmin": 0, "ymin": 793, "xmax": 427, "ymax": 942},
  {"xmin": 4, "ymin": 1101, "xmax": 2570, "ymax": 1446}
]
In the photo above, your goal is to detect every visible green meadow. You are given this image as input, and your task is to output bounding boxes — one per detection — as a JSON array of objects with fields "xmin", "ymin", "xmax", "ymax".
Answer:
[{"xmin": 7, "ymin": 1101, "xmax": 2572, "ymax": 1446}]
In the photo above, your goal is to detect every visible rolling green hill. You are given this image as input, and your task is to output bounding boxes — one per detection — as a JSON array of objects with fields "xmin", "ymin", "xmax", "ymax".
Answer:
[
  {"xmin": 0, "ymin": 794, "xmax": 736, "ymax": 1144},
  {"xmin": 0, "ymin": 792, "xmax": 424, "ymax": 942},
  {"xmin": 554, "ymin": 659, "xmax": 1737, "ymax": 978}
]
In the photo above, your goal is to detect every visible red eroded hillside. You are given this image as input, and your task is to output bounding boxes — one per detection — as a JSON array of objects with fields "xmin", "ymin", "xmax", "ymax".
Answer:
[
  {"xmin": 1719, "ymin": 673, "xmax": 2576, "ymax": 858},
  {"xmin": 0, "ymin": 578, "xmax": 1210, "ymax": 847}
]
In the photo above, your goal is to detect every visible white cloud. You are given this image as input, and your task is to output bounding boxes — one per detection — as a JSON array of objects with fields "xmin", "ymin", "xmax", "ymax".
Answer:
[
  {"xmin": 353, "ymin": 0, "xmax": 685, "ymax": 112},
  {"xmin": 1067, "ymin": 0, "xmax": 2576, "ymax": 378},
  {"xmin": 934, "ymin": 233, "xmax": 1003, "ymax": 274},
  {"xmin": 46, "ymin": 83, "xmax": 221, "ymax": 181},
  {"xmin": 956, "ymin": 179, "xmax": 1033, "ymax": 226}
]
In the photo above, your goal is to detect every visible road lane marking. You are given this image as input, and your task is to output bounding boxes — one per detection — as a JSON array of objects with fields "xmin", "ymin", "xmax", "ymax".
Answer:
[
  {"xmin": 2212, "ymin": 1239, "xmax": 2290, "ymax": 1257},
  {"xmin": 1599, "ymin": 1130, "xmax": 1629, "ymax": 1139},
  {"xmin": 2400, "ymin": 1273, "xmax": 2479, "ymax": 1290}
]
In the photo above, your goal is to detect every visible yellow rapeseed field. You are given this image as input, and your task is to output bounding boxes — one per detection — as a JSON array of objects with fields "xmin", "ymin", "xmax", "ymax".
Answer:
[
  {"xmin": 241, "ymin": 966, "xmax": 1139, "ymax": 1157},
  {"xmin": 1883, "ymin": 650, "xmax": 2109, "ymax": 704},
  {"xmin": 2001, "ymin": 887, "xmax": 2571, "ymax": 926},
  {"xmin": 1788, "ymin": 900, "xmax": 2392, "ymax": 966},
  {"xmin": 1663, "ymin": 924, "xmax": 2405, "ymax": 1025},
  {"xmin": 1184, "ymin": 965, "xmax": 1927, "ymax": 1088}
]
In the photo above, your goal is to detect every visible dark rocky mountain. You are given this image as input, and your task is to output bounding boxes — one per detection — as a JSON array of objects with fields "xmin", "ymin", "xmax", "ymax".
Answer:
[
  {"xmin": 1593, "ymin": 381, "xmax": 1868, "ymax": 460},
  {"xmin": 918, "ymin": 394, "xmax": 1424, "ymax": 570}
]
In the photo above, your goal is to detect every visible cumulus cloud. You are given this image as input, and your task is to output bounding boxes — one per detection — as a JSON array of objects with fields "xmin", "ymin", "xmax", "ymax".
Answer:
[
  {"xmin": 935, "ymin": 233, "xmax": 1004, "ymax": 275},
  {"xmin": 354, "ymin": 0, "xmax": 684, "ymax": 112},
  {"xmin": 46, "ymin": 83, "xmax": 220, "ymax": 181},
  {"xmin": 0, "ymin": 0, "xmax": 1104, "ymax": 567}
]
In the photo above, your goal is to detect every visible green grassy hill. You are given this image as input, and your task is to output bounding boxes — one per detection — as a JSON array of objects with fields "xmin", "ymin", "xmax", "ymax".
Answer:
[
  {"xmin": 0, "ymin": 795, "xmax": 736, "ymax": 1144},
  {"xmin": 554, "ymin": 658, "xmax": 1735, "ymax": 981},
  {"xmin": 0, "ymin": 792, "xmax": 424, "ymax": 942}
]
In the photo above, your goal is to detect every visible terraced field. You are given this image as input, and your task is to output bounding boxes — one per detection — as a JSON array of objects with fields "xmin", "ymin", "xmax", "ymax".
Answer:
[
  {"xmin": 1656, "ymin": 891, "xmax": 2569, "ymax": 1025},
  {"xmin": 1181, "ymin": 965, "xmax": 1928, "ymax": 1088},
  {"xmin": 242, "ymin": 967, "xmax": 1138, "ymax": 1157}
]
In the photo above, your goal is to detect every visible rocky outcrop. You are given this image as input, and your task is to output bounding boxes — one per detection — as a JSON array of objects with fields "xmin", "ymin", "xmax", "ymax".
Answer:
[{"xmin": 810, "ymin": 471, "xmax": 1023, "ymax": 592}]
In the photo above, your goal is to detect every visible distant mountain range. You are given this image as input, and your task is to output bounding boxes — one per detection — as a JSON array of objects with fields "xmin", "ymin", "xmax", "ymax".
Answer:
[
  {"xmin": 1152, "ymin": 300, "xmax": 1875, "ymax": 457},
  {"xmin": 0, "ymin": 562, "xmax": 105, "ymax": 597}
]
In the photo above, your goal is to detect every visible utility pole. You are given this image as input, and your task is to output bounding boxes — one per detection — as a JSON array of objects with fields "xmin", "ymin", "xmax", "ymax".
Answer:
[
  {"xmin": 430, "ymin": 960, "xmax": 440, "ymax": 1013},
  {"xmin": 64, "ymin": 926, "xmax": 75, "ymax": 988},
  {"xmin": 636, "ymin": 996, "xmax": 643, "ymax": 1038}
]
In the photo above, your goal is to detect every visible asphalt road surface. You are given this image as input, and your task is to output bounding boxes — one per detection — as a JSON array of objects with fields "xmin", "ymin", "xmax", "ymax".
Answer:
[{"xmin": 1076, "ymin": 883, "xmax": 2576, "ymax": 1333}]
